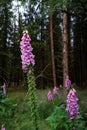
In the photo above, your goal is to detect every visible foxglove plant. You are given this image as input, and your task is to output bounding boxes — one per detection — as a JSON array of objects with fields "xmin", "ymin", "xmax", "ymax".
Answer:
[
  {"xmin": 47, "ymin": 90, "xmax": 53, "ymax": 100},
  {"xmin": 46, "ymin": 86, "xmax": 85, "ymax": 130},
  {"xmin": 1, "ymin": 128, "xmax": 5, "ymax": 130},
  {"xmin": 47, "ymin": 86, "xmax": 58, "ymax": 101},
  {"xmin": 53, "ymin": 86, "xmax": 58, "ymax": 95},
  {"xmin": 3, "ymin": 83, "xmax": 6, "ymax": 95},
  {"xmin": 65, "ymin": 76, "xmax": 71, "ymax": 89},
  {"xmin": 20, "ymin": 30, "xmax": 38, "ymax": 130},
  {"xmin": 1, "ymin": 125, "xmax": 5, "ymax": 130},
  {"xmin": 20, "ymin": 30, "xmax": 35, "ymax": 72},
  {"xmin": 66, "ymin": 88, "xmax": 80, "ymax": 120}
]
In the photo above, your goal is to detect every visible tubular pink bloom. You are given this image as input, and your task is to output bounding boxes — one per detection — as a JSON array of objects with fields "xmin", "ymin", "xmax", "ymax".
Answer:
[
  {"xmin": 65, "ymin": 76, "xmax": 71, "ymax": 89},
  {"xmin": 66, "ymin": 88, "xmax": 80, "ymax": 120},
  {"xmin": 3, "ymin": 83, "xmax": 6, "ymax": 95},
  {"xmin": 53, "ymin": 86, "xmax": 58, "ymax": 95},
  {"xmin": 20, "ymin": 30, "xmax": 35, "ymax": 72},
  {"xmin": 1, "ymin": 125, "xmax": 5, "ymax": 130},
  {"xmin": 47, "ymin": 90, "xmax": 53, "ymax": 101},
  {"xmin": 1, "ymin": 127, "xmax": 5, "ymax": 130}
]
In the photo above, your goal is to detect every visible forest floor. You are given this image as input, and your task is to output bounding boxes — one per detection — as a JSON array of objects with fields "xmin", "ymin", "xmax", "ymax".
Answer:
[{"xmin": 3, "ymin": 88, "xmax": 87, "ymax": 130}]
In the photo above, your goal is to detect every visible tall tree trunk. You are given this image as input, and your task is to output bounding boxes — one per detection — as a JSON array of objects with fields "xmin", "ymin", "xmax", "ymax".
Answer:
[
  {"xmin": 1, "ymin": 3, "xmax": 8, "ymax": 84},
  {"xmin": 50, "ymin": 15, "xmax": 57, "ymax": 87},
  {"xmin": 62, "ymin": 8, "xmax": 69, "ymax": 89}
]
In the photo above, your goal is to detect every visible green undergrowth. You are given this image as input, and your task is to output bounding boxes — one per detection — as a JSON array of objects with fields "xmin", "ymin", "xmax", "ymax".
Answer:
[{"xmin": 0, "ymin": 88, "xmax": 87, "ymax": 130}]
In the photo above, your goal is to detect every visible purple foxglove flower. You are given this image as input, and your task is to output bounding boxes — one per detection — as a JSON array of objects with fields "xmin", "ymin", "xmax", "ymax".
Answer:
[
  {"xmin": 66, "ymin": 88, "xmax": 80, "ymax": 120},
  {"xmin": 3, "ymin": 83, "xmax": 6, "ymax": 95},
  {"xmin": 1, "ymin": 127, "xmax": 5, "ymax": 130},
  {"xmin": 65, "ymin": 76, "xmax": 71, "ymax": 89},
  {"xmin": 20, "ymin": 30, "xmax": 35, "ymax": 72},
  {"xmin": 53, "ymin": 86, "xmax": 58, "ymax": 95},
  {"xmin": 47, "ymin": 90, "xmax": 53, "ymax": 101},
  {"xmin": 1, "ymin": 125, "xmax": 5, "ymax": 130}
]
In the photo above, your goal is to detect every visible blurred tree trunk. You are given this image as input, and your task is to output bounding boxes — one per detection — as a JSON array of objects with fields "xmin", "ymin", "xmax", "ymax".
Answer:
[
  {"xmin": 62, "ymin": 8, "xmax": 69, "ymax": 89},
  {"xmin": 1, "ymin": 2, "xmax": 8, "ymax": 84},
  {"xmin": 39, "ymin": 0, "xmax": 45, "ymax": 89},
  {"xmin": 50, "ymin": 15, "xmax": 57, "ymax": 87}
]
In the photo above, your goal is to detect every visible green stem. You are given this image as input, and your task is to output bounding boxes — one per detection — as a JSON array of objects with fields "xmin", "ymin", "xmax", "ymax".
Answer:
[
  {"xmin": 72, "ymin": 119, "xmax": 75, "ymax": 130},
  {"xmin": 27, "ymin": 69, "xmax": 39, "ymax": 130}
]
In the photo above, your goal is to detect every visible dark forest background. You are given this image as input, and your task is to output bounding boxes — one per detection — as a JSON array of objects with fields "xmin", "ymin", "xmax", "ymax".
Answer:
[{"xmin": 0, "ymin": 0, "xmax": 87, "ymax": 89}]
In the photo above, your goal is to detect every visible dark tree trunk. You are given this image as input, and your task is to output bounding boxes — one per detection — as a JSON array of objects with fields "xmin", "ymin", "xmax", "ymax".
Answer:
[
  {"xmin": 50, "ymin": 15, "xmax": 57, "ymax": 87},
  {"xmin": 1, "ymin": 3, "xmax": 8, "ymax": 84}
]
